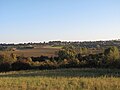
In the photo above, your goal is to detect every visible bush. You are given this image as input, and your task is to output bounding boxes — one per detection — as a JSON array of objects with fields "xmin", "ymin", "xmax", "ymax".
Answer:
[
  {"xmin": 38, "ymin": 60, "xmax": 58, "ymax": 70},
  {"xmin": 104, "ymin": 46, "xmax": 120, "ymax": 61},
  {"xmin": 0, "ymin": 53, "xmax": 17, "ymax": 64},
  {"xmin": 12, "ymin": 61, "xmax": 31, "ymax": 70},
  {"xmin": 0, "ymin": 62, "xmax": 11, "ymax": 72}
]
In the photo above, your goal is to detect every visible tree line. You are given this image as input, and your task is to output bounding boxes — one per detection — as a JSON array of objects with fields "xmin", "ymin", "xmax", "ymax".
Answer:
[
  {"xmin": 1, "ymin": 40, "xmax": 120, "ymax": 51},
  {"xmin": 0, "ymin": 46, "xmax": 120, "ymax": 72}
]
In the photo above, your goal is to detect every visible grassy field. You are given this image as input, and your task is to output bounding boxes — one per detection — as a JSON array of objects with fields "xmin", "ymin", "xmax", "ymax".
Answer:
[
  {"xmin": 0, "ymin": 47, "xmax": 60, "ymax": 57},
  {"xmin": 0, "ymin": 68, "xmax": 120, "ymax": 90}
]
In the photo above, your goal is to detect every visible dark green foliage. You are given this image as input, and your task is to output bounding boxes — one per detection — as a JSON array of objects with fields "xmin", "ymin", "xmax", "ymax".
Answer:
[
  {"xmin": 76, "ymin": 53, "xmax": 82, "ymax": 61},
  {"xmin": 31, "ymin": 56, "xmax": 49, "ymax": 62},
  {"xmin": 12, "ymin": 61, "xmax": 31, "ymax": 70},
  {"xmin": 0, "ymin": 62, "xmax": 11, "ymax": 72}
]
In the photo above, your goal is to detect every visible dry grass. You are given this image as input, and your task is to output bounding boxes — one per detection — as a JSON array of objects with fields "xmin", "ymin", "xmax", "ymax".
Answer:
[
  {"xmin": 0, "ymin": 68, "xmax": 120, "ymax": 90},
  {"xmin": 0, "ymin": 47, "xmax": 60, "ymax": 57}
]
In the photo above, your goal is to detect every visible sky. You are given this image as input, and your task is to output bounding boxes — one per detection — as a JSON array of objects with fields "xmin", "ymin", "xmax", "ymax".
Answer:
[{"xmin": 0, "ymin": 0, "xmax": 120, "ymax": 43}]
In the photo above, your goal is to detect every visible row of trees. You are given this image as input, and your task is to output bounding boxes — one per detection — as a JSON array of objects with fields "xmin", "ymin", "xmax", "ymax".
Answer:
[
  {"xmin": 0, "ymin": 46, "xmax": 120, "ymax": 72},
  {"xmin": 57, "ymin": 46, "xmax": 120, "ymax": 68}
]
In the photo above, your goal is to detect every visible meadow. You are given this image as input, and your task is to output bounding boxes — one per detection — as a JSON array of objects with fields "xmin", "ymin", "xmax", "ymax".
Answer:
[
  {"xmin": 0, "ymin": 47, "xmax": 60, "ymax": 57},
  {"xmin": 0, "ymin": 68, "xmax": 120, "ymax": 90}
]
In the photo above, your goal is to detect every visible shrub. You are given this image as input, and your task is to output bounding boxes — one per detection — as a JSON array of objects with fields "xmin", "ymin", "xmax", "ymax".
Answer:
[
  {"xmin": 12, "ymin": 61, "xmax": 31, "ymax": 70},
  {"xmin": 0, "ymin": 62, "xmax": 11, "ymax": 72},
  {"xmin": 104, "ymin": 46, "xmax": 120, "ymax": 61},
  {"xmin": 0, "ymin": 53, "xmax": 17, "ymax": 64}
]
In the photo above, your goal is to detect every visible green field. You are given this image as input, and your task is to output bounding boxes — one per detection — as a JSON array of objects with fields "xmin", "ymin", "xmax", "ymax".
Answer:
[{"xmin": 0, "ymin": 68, "xmax": 120, "ymax": 90}]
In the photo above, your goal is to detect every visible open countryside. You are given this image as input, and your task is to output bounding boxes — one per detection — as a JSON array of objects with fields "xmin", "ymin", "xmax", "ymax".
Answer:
[
  {"xmin": 1, "ymin": 0, "xmax": 120, "ymax": 90},
  {"xmin": 0, "ymin": 46, "xmax": 60, "ymax": 57},
  {"xmin": 0, "ymin": 69, "xmax": 120, "ymax": 90}
]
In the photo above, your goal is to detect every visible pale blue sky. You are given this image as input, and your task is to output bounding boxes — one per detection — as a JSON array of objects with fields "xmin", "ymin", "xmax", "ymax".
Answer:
[{"xmin": 0, "ymin": 0, "xmax": 120, "ymax": 43}]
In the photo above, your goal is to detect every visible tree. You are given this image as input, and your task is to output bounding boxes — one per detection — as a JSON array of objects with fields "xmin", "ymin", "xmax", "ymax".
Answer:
[
  {"xmin": 10, "ymin": 53, "xmax": 17, "ymax": 62},
  {"xmin": 12, "ymin": 61, "xmax": 31, "ymax": 70},
  {"xmin": 0, "ymin": 62, "xmax": 11, "ymax": 71},
  {"xmin": 0, "ymin": 53, "xmax": 17, "ymax": 71},
  {"xmin": 82, "ymin": 47, "xmax": 88, "ymax": 55},
  {"xmin": 57, "ymin": 46, "xmax": 76, "ymax": 60},
  {"xmin": 0, "ymin": 53, "xmax": 17, "ymax": 64},
  {"xmin": 104, "ymin": 46, "xmax": 120, "ymax": 61}
]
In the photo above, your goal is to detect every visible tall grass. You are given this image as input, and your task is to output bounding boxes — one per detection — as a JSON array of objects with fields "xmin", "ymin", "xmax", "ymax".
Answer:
[{"xmin": 0, "ymin": 68, "xmax": 120, "ymax": 90}]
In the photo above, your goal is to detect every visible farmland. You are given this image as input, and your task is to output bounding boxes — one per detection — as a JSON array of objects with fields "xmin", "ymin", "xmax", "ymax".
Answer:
[
  {"xmin": 0, "ymin": 47, "xmax": 61, "ymax": 57},
  {"xmin": 0, "ymin": 68, "xmax": 120, "ymax": 90},
  {"xmin": 1, "ymin": 0, "xmax": 120, "ymax": 89},
  {"xmin": 0, "ymin": 45, "xmax": 120, "ymax": 90},
  {"xmin": 0, "ymin": 46, "xmax": 120, "ymax": 90}
]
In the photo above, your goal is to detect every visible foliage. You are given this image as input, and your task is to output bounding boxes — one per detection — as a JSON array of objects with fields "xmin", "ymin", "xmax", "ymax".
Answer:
[
  {"xmin": 12, "ymin": 60, "xmax": 31, "ymax": 70},
  {"xmin": 0, "ymin": 53, "xmax": 17, "ymax": 64},
  {"xmin": 57, "ymin": 46, "xmax": 76, "ymax": 60},
  {"xmin": 104, "ymin": 46, "xmax": 120, "ymax": 61},
  {"xmin": 0, "ymin": 62, "xmax": 11, "ymax": 71},
  {"xmin": 0, "ymin": 46, "xmax": 120, "ymax": 71}
]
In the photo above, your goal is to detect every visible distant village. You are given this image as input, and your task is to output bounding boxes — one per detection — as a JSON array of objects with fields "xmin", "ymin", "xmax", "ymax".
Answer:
[{"xmin": 0, "ymin": 39, "xmax": 120, "ymax": 51}]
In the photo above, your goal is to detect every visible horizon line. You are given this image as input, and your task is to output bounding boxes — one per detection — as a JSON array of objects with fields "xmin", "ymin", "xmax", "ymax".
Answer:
[{"xmin": 0, "ymin": 38, "xmax": 120, "ymax": 44}]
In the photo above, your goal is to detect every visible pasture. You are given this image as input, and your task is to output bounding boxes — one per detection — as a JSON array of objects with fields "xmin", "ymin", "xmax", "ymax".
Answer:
[
  {"xmin": 0, "ymin": 68, "xmax": 120, "ymax": 90},
  {"xmin": 0, "ymin": 47, "xmax": 60, "ymax": 57}
]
